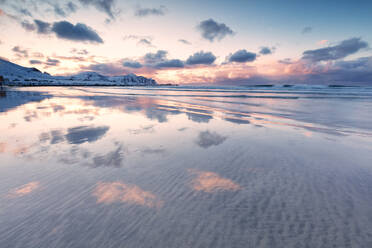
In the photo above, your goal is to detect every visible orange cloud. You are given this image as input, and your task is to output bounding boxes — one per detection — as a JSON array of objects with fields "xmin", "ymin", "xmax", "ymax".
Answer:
[
  {"xmin": 189, "ymin": 169, "xmax": 241, "ymax": 193},
  {"xmin": 7, "ymin": 181, "xmax": 40, "ymax": 197},
  {"xmin": 93, "ymin": 181, "xmax": 163, "ymax": 208},
  {"xmin": 317, "ymin": 40, "xmax": 328, "ymax": 45},
  {"xmin": 0, "ymin": 142, "xmax": 6, "ymax": 153}
]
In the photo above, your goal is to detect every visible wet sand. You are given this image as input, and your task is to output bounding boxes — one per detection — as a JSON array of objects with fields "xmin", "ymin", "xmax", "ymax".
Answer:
[{"xmin": 0, "ymin": 86, "xmax": 372, "ymax": 247}]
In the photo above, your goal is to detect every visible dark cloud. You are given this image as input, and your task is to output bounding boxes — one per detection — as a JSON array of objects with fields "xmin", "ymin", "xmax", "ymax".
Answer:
[
  {"xmin": 186, "ymin": 51, "xmax": 216, "ymax": 65},
  {"xmin": 34, "ymin": 19, "xmax": 51, "ymax": 34},
  {"xmin": 301, "ymin": 56, "xmax": 372, "ymax": 85},
  {"xmin": 81, "ymin": 62, "xmax": 127, "ymax": 75},
  {"xmin": 52, "ymin": 3, "xmax": 66, "ymax": 17},
  {"xmin": 155, "ymin": 59, "xmax": 184, "ymax": 68},
  {"xmin": 66, "ymin": 2, "xmax": 78, "ymax": 13},
  {"xmin": 21, "ymin": 20, "xmax": 36, "ymax": 31},
  {"xmin": 138, "ymin": 38, "xmax": 154, "ymax": 47},
  {"xmin": 219, "ymin": 56, "xmax": 372, "ymax": 86},
  {"xmin": 52, "ymin": 21, "xmax": 103, "ymax": 43},
  {"xmin": 228, "ymin": 49, "xmax": 256, "ymax": 63},
  {"xmin": 65, "ymin": 125, "xmax": 109, "ymax": 144},
  {"xmin": 29, "ymin": 59, "xmax": 42, "ymax": 65},
  {"xmin": 123, "ymin": 61, "xmax": 143, "ymax": 68},
  {"xmin": 197, "ymin": 18, "xmax": 234, "ymax": 42},
  {"xmin": 259, "ymin": 47, "xmax": 273, "ymax": 55},
  {"xmin": 143, "ymin": 50, "xmax": 167, "ymax": 64},
  {"xmin": 135, "ymin": 5, "xmax": 167, "ymax": 17},
  {"xmin": 195, "ymin": 130, "xmax": 227, "ymax": 149},
  {"xmin": 302, "ymin": 38, "xmax": 368, "ymax": 62},
  {"xmin": 17, "ymin": 8, "xmax": 32, "ymax": 17},
  {"xmin": 12, "ymin": 46, "xmax": 28, "ymax": 58},
  {"xmin": 79, "ymin": 0, "xmax": 117, "ymax": 19},
  {"xmin": 178, "ymin": 39, "xmax": 191, "ymax": 45},
  {"xmin": 302, "ymin": 26, "xmax": 312, "ymax": 34},
  {"xmin": 45, "ymin": 58, "xmax": 60, "ymax": 66}
]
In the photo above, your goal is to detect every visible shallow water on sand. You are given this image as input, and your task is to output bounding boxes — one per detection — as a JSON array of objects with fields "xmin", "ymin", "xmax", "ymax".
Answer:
[{"xmin": 1, "ymin": 86, "xmax": 372, "ymax": 248}]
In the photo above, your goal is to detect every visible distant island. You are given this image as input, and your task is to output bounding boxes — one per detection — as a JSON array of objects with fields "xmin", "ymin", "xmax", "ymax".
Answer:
[{"xmin": 0, "ymin": 59, "xmax": 157, "ymax": 86}]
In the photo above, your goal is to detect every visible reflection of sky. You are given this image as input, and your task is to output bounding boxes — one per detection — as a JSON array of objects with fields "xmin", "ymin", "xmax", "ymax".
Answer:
[
  {"xmin": 7, "ymin": 181, "xmax": 40, "ymax": 197},
  {"xmin": 93, "ymin": 181, "xmax": 163, "ymax": 208},
  {"xmin": 1, "ymin": 87, "xmax": 372, "ymax": 247},
  {"xmin": 189, "ymin": 169, "xmax": 240, "ymax": 193},
  {"xmin": 1, "ymin": 86, "xmax": 372, "ymax": 167}
]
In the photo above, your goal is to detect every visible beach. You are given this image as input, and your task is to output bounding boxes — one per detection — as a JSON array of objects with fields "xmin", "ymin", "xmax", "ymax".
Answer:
[{"xmin": 1, "ymin": 86, "xmax": 372, "ymax": 247}]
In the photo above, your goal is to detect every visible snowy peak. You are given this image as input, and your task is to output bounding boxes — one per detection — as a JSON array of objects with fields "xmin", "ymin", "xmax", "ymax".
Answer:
[
  {"xmin": 0, "ymin": 58, "xmax": 51, "ymax": 81},
  {"xmin": 68, "ymin": 71, "xmax": 108, "ymax": 81},
  {"xmin": 0, "ymin": 59, "xmax": 157, "ymax": 86}
]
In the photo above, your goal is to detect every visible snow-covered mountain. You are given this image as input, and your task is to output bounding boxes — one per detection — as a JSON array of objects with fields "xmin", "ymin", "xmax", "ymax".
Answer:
[{"xmin": 0, "ymin": 59, "xmax": 157, "ymax": 86}]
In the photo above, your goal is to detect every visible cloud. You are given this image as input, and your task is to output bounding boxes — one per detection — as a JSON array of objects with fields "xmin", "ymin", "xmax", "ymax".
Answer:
[
  {"xmin": 137, "ymin": 38, "xmax": 154, "ymax": 47},
  {"xmin": 80, "ymin": 62, "xmax": 128, "ymax": 75},
  {"xmin": 302, "ymin": 26, "xmax": 312, "ymax": 34},
  {"xmin": 317, "ymin": 40, "xmax": 328, "ymax": 46},
  {"xmin": 123, "ymin": 35, "xmax": 154, "ymax": 47},
  {"xmin": 15, "ymin": 7, "xmax": 32, "ymax": 17},
  {"xmin": 302, "ymin": 37, "xmax": 368, "ymax": 62},
  {"xmin": 52, "ymin": 3, "xmax": 67, "ymax": 17},
  {"xmin": 79, "ymin": 0, "xmax": 117, "ymax": 19},
  {"xmin": 278, "ymin": 58, "xmax": 293, "ymax": 64},
  {"xmin": 135, "ymin": 5, "xmax": 167, "ymax": 17},
  {"xmin": 143, "ymin": 50, "xmax": 167, "ymax": 64},
  {"xmin": 21, "ymin": 20, "xmax": 36, "ymax": 31},
  {"xmin": 178, "ymin": 39, "xmax": 191, "ymax": 45},
  {"xmin": 186, "ymin": 51, "xmax": 216, "ymax": 65},
  {"xmin": 197, "ymin": 18, "xmax": 234, "ymax": 42},
  {"xmin": 155, "ymin": 59, "xmax": 184, "ymax": 68},
  {"xmin": 12, "ymin": 46, "xmax": 28, "ymax": 58},
  {"xmin": 259, "ymin": 46, "xmax": 274, "ymax": 55},
  {"xmin": 66, "ymin": 2, "xmax": 78, "ymax": 13},
  {"xmin": 52, "ymin": 21, "xmax": 103, "ymax": 43},
  {"xmin": 34, "ymin": 19, "xmax": 51, "ymax": 34},
  {"xmin": 29, "ymin": 59, "xmax": 42, "ymax": 65},
  {"xmin": 70, "ymin": 48, "xmax": 89, "ymax": 55},
  {"xmin": 45, "ymin": 58, "xmax": 60, "ymax": 66},
  {"xmin": 65, "ymin": 125, "xmax": 109, "ymax": 144},
  {"xmin": 32, "ymin": 52, "xmax": 44, "ymax": 58},
  {"xmin": 228, "ymin": 49, "xmax": 256, "ymax": 63},
  {"xmin": 195, "ymin": 130, "xmax": 227, "ymax": 148},
  {"xmin": 123, "ymin": 61, "xmax": 143, "ymax": 68}
]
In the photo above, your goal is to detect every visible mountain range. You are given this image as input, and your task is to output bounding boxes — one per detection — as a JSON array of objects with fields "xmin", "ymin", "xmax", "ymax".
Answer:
[{"xmin": 0, "ymin": 59, "xmax": 157, "ymax": 86}]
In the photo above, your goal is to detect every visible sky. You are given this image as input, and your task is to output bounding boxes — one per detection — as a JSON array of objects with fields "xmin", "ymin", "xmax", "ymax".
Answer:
[{"xmin": 0, "ymin": 0, "xmax": 372, "ymax": 85}]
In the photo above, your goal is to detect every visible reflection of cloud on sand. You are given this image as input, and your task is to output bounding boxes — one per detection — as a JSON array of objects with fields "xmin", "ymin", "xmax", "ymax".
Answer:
[
  {"xmin": 65, "ymin": 125, "xmax": 109, "ymax": 144},
  {"xmin": 92, "ymin": 144, "xmax": 124, "ymax": 168},
  {"xmin": 93, "ymin": 181, "xmax": 163, "ymax": 208},
  {"xmin": 195, "ymin": 130, "xmax": 227, "ymax": 148},
  {"xmin": 188, "ymin": 169, "xmax": 240, "ymax": 193},
  {"xmin": 7, "ymin": 181, "xmax": 40, "ymax": 197},
  {"xmin": 128, "ymin": 124, "xmax": 155, "ymax": 135}
]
